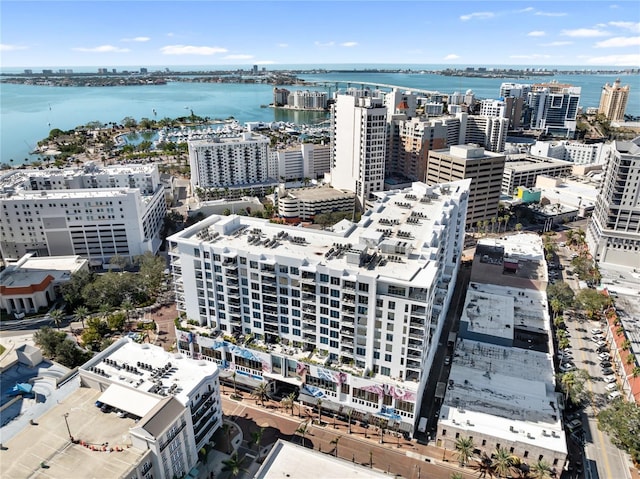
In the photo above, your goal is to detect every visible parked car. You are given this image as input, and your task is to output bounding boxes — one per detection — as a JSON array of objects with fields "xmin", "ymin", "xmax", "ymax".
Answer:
[
  {"xmin": 591, "ymin": 336, "xmax": 603, "ymax": 343},
  {"xmin": 598, "ymin": 352, "xmax": 611, "ymax": 361},
  {"xmin": 560, "ymin": 363, "xmax": 576, "ymax": 373},
  {"xmin": 602, "ymin": 367, "xmax": 614, "ymax": 375},
  {"xmin": 444, "ymin": 356, "xmax": 451, "ymax": 366},
  {"xmin": 600, "ymin": 361, "xmax": 612, "ymax": 368},
  {"xmin": 604, "ymin": 376, "xmax": 617, "ymax": 383},
  {"xmin": 591, "ymin": 328, "xmax": 603, "ymax": 335},
  {"xmin": 596, "ymin": 341, "xmax": 607, "ymax": 348},
  {"xmin": 608, "ymin": 391, "xmax": 622, "ymax": 401},
  {"xmin": 605, "ymin": 383, "xmax": 618, "ymax": 392}
]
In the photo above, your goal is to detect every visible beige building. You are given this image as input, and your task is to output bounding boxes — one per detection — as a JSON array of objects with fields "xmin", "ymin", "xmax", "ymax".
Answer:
[
  {"xmin": 277, "ymin": 185, "xmax": 355, "ymax": 221},
  {"xmin": 598, "ymin": 79, "xmax": 630, "ymax": 122},
  {"xmin": 426, "ymin": 145, "xmax": 505, "ymax": 227}
]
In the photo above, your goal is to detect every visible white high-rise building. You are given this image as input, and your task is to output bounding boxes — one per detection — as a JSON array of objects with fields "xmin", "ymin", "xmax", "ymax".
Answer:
[
  {"xmin": 271, "ymin": 143, "xmax": 332, "ymax": 182},
  {"xmin": 530, "ymin": 140, "xmax": 609, "ymax": 165},
  {"xmin": 587, "ymin": 137, "xmax": 640, "ymax": 267},
  {"xmin": 331, "ymin": 94, "xmax": 387, "ymax": 208},
  {"xmin": 188, "ymin": 132, "xmax": 272, "ymax": 193},
  {"xmin": 527, "ymin": 82, "xmax": 581, "ymax": 137},
  {"xmin": 168, "ymin": 179, "xmax": 471, "ymax": 434},
  {"xmin": 0, "ymin": 164, "xmax": 166, "ymax": 262},
  {"xmin": 499, "ymin": 82, "xmax": 531, "ymax": 99}
]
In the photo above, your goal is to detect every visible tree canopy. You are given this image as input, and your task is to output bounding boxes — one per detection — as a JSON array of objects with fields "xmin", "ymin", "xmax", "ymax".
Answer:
[
  {"xmin": 33, "ymin": 327, "xmax": 92, "ymax": 368},
  {"xmin": 597, "ymin": 399, "xmax": 640, "ymax": 463}
]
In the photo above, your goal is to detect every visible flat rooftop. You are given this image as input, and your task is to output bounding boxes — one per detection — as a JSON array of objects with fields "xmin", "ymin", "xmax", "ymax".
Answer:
[
  {"xmin": 440, "ymin": 338, "xmax": 565, "ymax": 452},
  {"xmin": 504, "ymin": 155, "xmax": 572, "ymax": 173},
  {"xmin": 80, "ymin": 338, "xmax": 218, "ymax": 408},
  {"xmin": 283, "ymin": 185, "xmax": 354, "ymax": 202},
  {"xmin": 2, "ymin": 387, "xmax": 146, "ymax": 478},
  {"xmin": 255, "ymin": 440, "xmax": 389, "ymax": 479},
  {"xmin": 0, "ymin": 255, "xmax": 87, "ymax": 289},
  {"xmin": 170, "ymin": 180, "xmax": 470, "ymax": 285},
  {"xmin": 461, "ymin": 287, "xmax": 514, "ymax": 340}
]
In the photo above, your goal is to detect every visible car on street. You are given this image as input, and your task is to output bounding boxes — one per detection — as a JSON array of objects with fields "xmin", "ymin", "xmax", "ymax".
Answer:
[
  {"xmin": 600, "ymin": 361, "xmax": 612, "ymax": 368},
  {"xmin": 591, "ymin": 328, "xmax": 603, "ymax": 335},
  {"xmin": 602, "ymin": 367, "xmax": 614, "ymax": 375},
  {"xmin": 608, "ymin": 391, "xmax": 622, "ymax": 401},
  {"xmin": 596, "ymin": 340, "xmax": 607, "ymax": 348},
  {"xmin": 598, "ymin": 352, "xmax": 611, "ymax": 361},
  {"xmin": 591, "ymin": 336, "xmax": 603, "ymax": 343},
  {"xmin": 604, "ymin": 376, "xmax": 617, "ymax": 383},
  {"xmin": 605, "ymin": 383, "xmax": 618, "ymax": 392},
  {"xmin": 560, "ymin": 363, "xmax": 576, "ymax": 372},
  {"xmin": 444, "ymin": 356, "xmax": 451, "ymax": 366}
]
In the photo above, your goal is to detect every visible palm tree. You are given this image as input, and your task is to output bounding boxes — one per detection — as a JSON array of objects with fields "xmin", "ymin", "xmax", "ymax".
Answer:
[
  {"xmin": 251, "ymin": 382, "xmax": 270, "ymax": 407},
  {"xmin": 560, "ymin": 369, "xmax": 589, "ymax": 405},
  {"xmin": 316, "ymin": 398, "xmax": 323, "ymax": 424},
  {"xmin": 99, "ymin": 303, "xmax": 111, "ymax": 320},
  {"xmin": 281, "ymin": 392, "xmax": 296, "ymax": 416},
  {"xmin": 330, "ymin": 435, "xmax": 340, "ymax": 457},
  {"xmin": 49, "ymin": 309, "xmax": 64, "ymax": 330},
  {"xmin": 454, "ymin": 435, "xmax": 475, "ymax": 466},
  {"xmin": 451, "ymin": 473, "xmax": 465, "ymax": 479},
  {"xmin": 250, "ymin": 427, "xmax": 265, "ymax": 460},
  {"xmin": 73, "ymin": 306, "xmax": 89, "ymax": 329},
  {"xmin": 529, "ymin": 459, "xmax": 553, "ymax": 479},
  {"xmin": 550, "ymin": 299, "xmax": 562, "ymax": 319},
  {"xmin": 470, "ymin": 452, "xmax": 495, "ymax": 478},
  {"xmin": 295, "ymin": 421, "xmax": 309, "ymax": 447},
  {"xmin": 491, "ymin": 447, "xmax": 513, "ymax": 478},
  {"xmin": 221, "ymin": 452, "xmax": 246, "ymax": 478}
]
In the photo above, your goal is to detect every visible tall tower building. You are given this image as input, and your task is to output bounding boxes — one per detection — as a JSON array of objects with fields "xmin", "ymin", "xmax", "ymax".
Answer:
[
  {"xmin": 598, "ymin": 79, "xmax": 630, "ymax": 122},
  {"xmin": 527, "ymin": 82, "xmax": 581, "ymax": 137},
  {"xmin": 426, "ymin": 145, "xmax": 506, "ymax": 227},
  {"xmin": 331, "ymin": 94, "xmax": 387, "ymax": 208},
  {"xmin": 587, "ymin": 137, "xmax": 640, "ymax": 267}
]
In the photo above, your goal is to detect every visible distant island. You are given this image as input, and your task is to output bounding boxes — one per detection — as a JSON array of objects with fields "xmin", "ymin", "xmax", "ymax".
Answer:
[{"xmin": 2, "ymin": 66, "xmax": 637, "ymax": 87}]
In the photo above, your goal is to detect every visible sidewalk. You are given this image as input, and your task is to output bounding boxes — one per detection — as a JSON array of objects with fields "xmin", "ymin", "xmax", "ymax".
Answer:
[{"xmin": 217, "ymin": 388, "xmax": 476, "ymax": 479}]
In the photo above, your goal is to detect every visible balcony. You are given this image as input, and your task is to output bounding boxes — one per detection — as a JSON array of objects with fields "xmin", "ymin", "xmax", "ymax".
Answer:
[
  {"xmin": 303, "ymin": 323, "xmax": 316, "ymax": 331},
  {"xmin": 342, "ymin": 315, "xmax": 355, "ymax": 324},
  {"xmin": 303, "ymin": 333, "xmax": 317, "ymax": 342}
]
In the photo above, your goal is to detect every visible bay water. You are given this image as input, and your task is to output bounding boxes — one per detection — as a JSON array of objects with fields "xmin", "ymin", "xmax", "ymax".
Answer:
[{"xmin": 2, "ymin": 70, "xmax": 637, "ymax": 165}]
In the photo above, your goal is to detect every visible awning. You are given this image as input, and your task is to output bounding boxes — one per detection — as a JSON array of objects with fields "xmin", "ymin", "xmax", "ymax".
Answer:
[
  {"xmin": 98, "ymin": 383, "xmax": 160, "ymax": 418},
  {"xmin": 263, "ymin": 372, "xmax": 302, "ymax": 386}
]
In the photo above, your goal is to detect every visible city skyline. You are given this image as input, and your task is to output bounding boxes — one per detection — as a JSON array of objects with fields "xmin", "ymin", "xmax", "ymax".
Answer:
[{"xmin": 1, "ymin": 1, "xmax": 639, "ymax": 68}]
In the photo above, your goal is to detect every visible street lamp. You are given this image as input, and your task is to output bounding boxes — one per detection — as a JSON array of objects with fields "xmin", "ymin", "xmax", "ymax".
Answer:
[{"xmin": 63, "ymin": 413, "xmax": 73, "ymax": 441}]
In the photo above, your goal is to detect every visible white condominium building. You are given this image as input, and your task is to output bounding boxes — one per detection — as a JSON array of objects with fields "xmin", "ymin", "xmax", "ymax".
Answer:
[
  {"xmin": 188, "ymin": 132, "xmax": 272, "ymax": 192},
  {"xmin": 80, "ymin": 338, "xmax": 222, "ymax": 479},
  {"xmin": 271, "ymin": 143, "xmax": 332, "ymax": 182},
  {"xmin": 530, "ymin": 140, "xmax": 609, "ymax": 165},
  {"xmin": 331, "ymin": 94, "xmax": 387, "ymax": 208},
  {"xmin": 287, "ymin": 90, "xmax": 328, "ymax": 110},
  {"xmin": 527, "ymin": 82, "xmax": 581, "ymax": 137},
  {"xmin": 587, "ymin": 137, "xmax": 640, "ymax": 267},
  {"xmin": 168, "ymin": 179, "xmax": 471, "ymax": 433},
  {"xmin": 0, "ymin": 164, "xmax": 166, "ymax": 262}
]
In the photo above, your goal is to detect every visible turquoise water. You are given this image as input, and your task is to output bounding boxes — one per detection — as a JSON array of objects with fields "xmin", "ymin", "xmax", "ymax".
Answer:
[{"xmin": 2, "ymin": 71, "xmax": 638, "ymax": 164}]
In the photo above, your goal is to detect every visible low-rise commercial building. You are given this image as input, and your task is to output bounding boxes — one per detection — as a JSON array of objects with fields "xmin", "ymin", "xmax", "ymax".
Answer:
[
  {"xmin": 277, "ymin": 185, "xmax": 355, "ymax": 222},
  {"xmin": 502, "ymin": 155, "xmax": 573, "ymax": 195}
]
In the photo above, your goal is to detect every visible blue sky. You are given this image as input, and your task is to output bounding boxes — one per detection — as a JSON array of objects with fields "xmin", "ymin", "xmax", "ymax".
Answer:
[{"xmin": 1, "ymin": 1, "xmax": 639, "ymax": 67}]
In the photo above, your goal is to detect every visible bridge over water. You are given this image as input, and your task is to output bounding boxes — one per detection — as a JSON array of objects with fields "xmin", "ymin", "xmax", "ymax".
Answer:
[{"xmin": 305, "ymin": 80, "xmax": 441, "ymax": 96}]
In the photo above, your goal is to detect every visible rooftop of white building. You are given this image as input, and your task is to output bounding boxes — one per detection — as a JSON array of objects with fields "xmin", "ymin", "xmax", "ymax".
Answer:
[
  {"xmin": 535, "ymin": 178, "xmax": 599, "ymax": 210},
  {"xmin": 0, "ymin": 253, "xmax": 87, "ymax": 289},
  {"xmin": 188, "ymin": 131, "xmax": 269, "ymax": 147},
  {"xmin": 80, "ymin": 338, "xmax": 218, "ymax": 415},
  {"xmin": 439, "ymin": 338, "xmax": 565, "ymax": 453},
  {"xmin": 255, "ymin": 440, "xmax": 390, "ymax": 479},
  {"xmin": 477, "ymin": 233, "xmax": 545, "ymax": 263},
  {"xmin": 281, "ymin": 185, "xmax": 354, "ymax": 202},
  {"xmin": 504, "ymin": 155, "xmax": 573, "ymax": 172},
  {"xmin": 170, "ymin": 180, "xmax": 470, "ymax": 285},
  {"xmin": 5, "ymin": 187, "xmax": 140, "ymax": 200}
]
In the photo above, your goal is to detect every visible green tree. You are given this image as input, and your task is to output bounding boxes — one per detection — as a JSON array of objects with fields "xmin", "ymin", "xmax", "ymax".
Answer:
[
  {"xmin": 55, "ymin": 339, "xmax": 91, "ymax": 367},
  {"xmin": 597, "ymin": 399, "xmax": 640, "ymax": 463},
  {"xmin": 122, "ymin": 116, "xmax": 137, "ymax": 128},
  {"xmin": 491, "ymin": 446, "xmax": 513, "ymax": 478},
  {"xmin": 109, "ymin": 254, "xmax": 128, "ymax": 272},
  {"xmin": 546, "ymin": 281, "xmax": 575, "ymax": 309},
  {"xmin": 250, "ymin": 427, "xmax": 265, "ymax": 460},
  {"xmin": 451, "ymin": 474, "xmax": 464, "ymax": 479},
  {"xmin": 575, "ymin": 288, "xmax": 610, "ymax": 317},
  {"xmin": 33, "ymin": 327, "xmax": 66, "ymax": 357},
  {"xmin": 454, "ymin": 435, "xmax": 475, "ymax": 466},
  {"xmin": 251, "ymin": 382, "xmax": 270, "ymax": 407},
  {"xmin": 221, "ymin": 452, "xmax": 246, "ymax": 478},
  {"xmin": 107, "ymin": 312, "xmax": 127, "ymax": 331},
  {"xmin": 295, "ymin": 421, "xmax": 310, "ymax": 446},
  {"xmin": 558, "ymin": 336, "xmax": 570, "ymax": 350},
  {"xmin": 550, "ymin": 298, "xmax": 563, "ymax": 319},
  {"xmin": 281, "ymin": 392, "xmax": 296, "ymax": 416},
  {"xmin": 73, "ymin": 305, "xmax": 89, "ymax": 329},
  {"xmin": 560, "ymin": 369, "xmax": 590, "ymax": 405},
  {"xmin": 49, "ymin": 309, "xmax": 64, "ymax": 330},
  {"xmin": 529, "ymin": 459, "xmax": 553, "ymax": 479}
]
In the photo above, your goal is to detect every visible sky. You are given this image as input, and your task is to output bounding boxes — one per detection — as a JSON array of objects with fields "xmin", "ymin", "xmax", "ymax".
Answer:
[{"xmin": 1, "ymin": 1, "xmax": 639, "ymax": 68}]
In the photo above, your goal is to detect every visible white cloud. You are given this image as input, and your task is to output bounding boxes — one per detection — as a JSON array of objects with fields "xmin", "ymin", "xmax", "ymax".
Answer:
[
  {"xmin": 527, "ymin": 31, "xmax": 546, "ymax": 37},
  {"xmin": 341, "ymin": 42, "xmax": 358, "ymax": 47},
  {"xmin": 314, "ymin": 41, "xmax": 335, "ymax": 47},
  {"xmin": 535, "ymin": 11, "xmax": 567, "ymax": 17},
  {"xmin": 73, "ymin": 45, "xmax": 130, "ymax": 53},
  {"xmin": 443, "ymin": 54, "xmax": 460, "ymax": 60},
  {"xmin": 540, "ymin": 41, "xmax": 573, "ymax": 47},
  {"xmin": 160, "ymin": 45, "xmax": 227, "ymax": 55},
  {"xmin": 122, "ymin": 36, "xmax": 150, "ymax": 43},
  {"xmin": 595, "ymin": 36, "xmax": 640, "ymax": 48},
  {"xmin": 0, "ymin": 43, "xmax": 27, "ymax": 51},
  {"xmin": 277, "ymin": 43, "xmax": 288, "ymax": 48},
  {"xmin": 510, "ymin": 54, "xmax": 552, "ymax": 60},
  {"xmin": 255, "ymin": 60, "xmax": 276, "ymax": 65},
  {"xmin": 460, "ymin": 11, "xmax": 495, "ymax": 21},
  {"xmin": 517, "ymin": 7, "xmax": 535, "ymax": 13},
  {"xmin": 224, "ymin": 54, "xmax": 254, "ymax": 60},
  {"xmin": 609, "ymin": 21, "xmax": 640, "ymax": 33},
  {"xmin": 586, "ymin": 53, "xmax": 640, "ymax": 66},
  {"xmin": 561, "ymin": 28, "xmax": 610, "ymax": 37}
]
